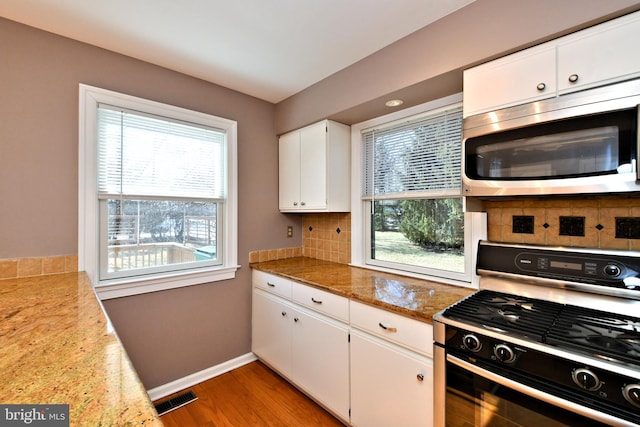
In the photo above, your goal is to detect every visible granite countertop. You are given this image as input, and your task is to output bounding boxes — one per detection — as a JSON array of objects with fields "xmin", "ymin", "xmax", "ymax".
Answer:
[
  {"xmin": 0, "ymin": 272, "xmax": 162, "ymax": 426},
  {"xmin": 251, "ymin": 257, "xmax": 475, "ymax": 323}
]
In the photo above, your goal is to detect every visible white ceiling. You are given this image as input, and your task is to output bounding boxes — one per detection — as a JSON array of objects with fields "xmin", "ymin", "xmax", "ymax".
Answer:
[{"xmin": 0, "ymin": 0, "xmax": 474, "ymax": 103}]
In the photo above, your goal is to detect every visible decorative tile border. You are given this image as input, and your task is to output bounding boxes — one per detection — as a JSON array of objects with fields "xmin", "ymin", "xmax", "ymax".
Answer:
[
  {"xmin": 0, "ymin": 255, "xmax": 78, "ymax": 280},
  {"xmin": 249, "ymin": 247, "xmax": 302, "ymax": 264}
]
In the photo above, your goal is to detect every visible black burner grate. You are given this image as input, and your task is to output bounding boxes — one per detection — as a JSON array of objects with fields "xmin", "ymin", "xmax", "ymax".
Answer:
[
  {"xmin": 443, "ymin": 290, "xmax": 563, "ymax": 341},
  {"xmin": 548, "ymin": 305, "xmax": 640, "ymax": 366},
  {"xmin": 443, "ymin": 290, "xmax": 640, "ymax": 366}
]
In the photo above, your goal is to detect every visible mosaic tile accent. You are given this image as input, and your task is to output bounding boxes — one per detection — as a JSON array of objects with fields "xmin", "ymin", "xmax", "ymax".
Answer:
[{"xmin": 484, "ymin": 195, "xmax": 640, "ymax": 250}]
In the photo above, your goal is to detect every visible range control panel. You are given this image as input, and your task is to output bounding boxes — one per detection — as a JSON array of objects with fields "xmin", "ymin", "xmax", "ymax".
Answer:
[{"xmin": 476, "ymin": 241, "xmax": 640, "ymax": 292}]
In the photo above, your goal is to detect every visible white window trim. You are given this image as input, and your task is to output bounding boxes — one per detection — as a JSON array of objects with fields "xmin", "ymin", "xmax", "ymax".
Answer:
[
  {"xmin": 79, "ymin": 84, "xmax": 239, "ymax": 299},
  {"xmin": 350, "ymin": 92, "xmax": 485, "ymax": 289}
]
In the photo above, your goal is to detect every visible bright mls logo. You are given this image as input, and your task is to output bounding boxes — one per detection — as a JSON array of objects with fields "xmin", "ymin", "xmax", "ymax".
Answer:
[{"xmin": 0, "ymin": 405, "xmax": 69, "ymax": 426}]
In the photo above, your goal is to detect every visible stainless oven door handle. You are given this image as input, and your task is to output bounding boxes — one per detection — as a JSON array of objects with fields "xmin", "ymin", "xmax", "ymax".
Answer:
[{"xmin": 447, "ymin": 355, "xmax": 638, "ymax": 427}]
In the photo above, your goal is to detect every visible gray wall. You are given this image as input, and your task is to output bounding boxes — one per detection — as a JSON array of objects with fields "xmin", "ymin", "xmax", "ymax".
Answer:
[
  {"xmin": 275, "ymin": 0, "xmax": 640, "ymax": 134},
  {"xmin": 0, "ymin": 16, "xmax": 301, "ymax": 389}
]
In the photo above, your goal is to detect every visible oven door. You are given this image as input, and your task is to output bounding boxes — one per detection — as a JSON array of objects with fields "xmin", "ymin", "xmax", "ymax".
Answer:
[{"xmin": 435, "ymin": 349, "xmax": 638, "ymax": 427}]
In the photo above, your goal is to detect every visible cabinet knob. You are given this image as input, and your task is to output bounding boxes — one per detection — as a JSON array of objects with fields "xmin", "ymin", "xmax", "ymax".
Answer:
[
  {"xmin": 293, "ymin": 202, "xmax": 298, "ymax": 206},
  {"xmin": 417, "ymin": 373, "xmax": 424, "ymax": 382},
  {"xmin": 536, "ymin": 82, "xmax": 546, "ymax": 91},
  {"xmin": 281, "ymin": 311, "xmax": 287, "ymax": 317},
  {"xmin": 300, "ymin": 201, "xmax": 306, "ymax": 206},
  {"xmin": 294, "ymin": 317, "xmax": 299, "ymax": 323},
  {"xmin": 568, "ymin": 74, "xmax": 579, "ymax": 83}
]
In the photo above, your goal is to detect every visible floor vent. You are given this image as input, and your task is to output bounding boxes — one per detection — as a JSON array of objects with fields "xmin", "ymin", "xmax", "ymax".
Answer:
[{"xmin": 154, "ymin": 390, "xmax": 198, "ymax": 416}]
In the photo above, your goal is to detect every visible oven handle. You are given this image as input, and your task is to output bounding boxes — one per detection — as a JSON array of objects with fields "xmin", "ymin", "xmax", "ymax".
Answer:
[{"xmin": 447, "ymin": 354, "xmax": 638, "ymax": 427}]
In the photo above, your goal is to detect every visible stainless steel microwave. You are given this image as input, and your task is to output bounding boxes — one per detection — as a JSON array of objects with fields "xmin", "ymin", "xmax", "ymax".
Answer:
[{"xmin": 462, "ymin": 79, "xmax": 640, "ymax": 196}]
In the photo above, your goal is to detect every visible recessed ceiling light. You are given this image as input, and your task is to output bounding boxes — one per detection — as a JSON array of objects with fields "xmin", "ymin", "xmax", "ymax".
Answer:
[{"xmin": 385, "ymin": 99, "xmax": 404, "ymax": 107}]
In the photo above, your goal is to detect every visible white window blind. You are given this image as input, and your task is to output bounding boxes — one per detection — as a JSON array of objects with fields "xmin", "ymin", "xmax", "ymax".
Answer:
[
  {"xmin": 362, "ymin": 105, "xmax": 463, "ymax": 199},
  {"xmin": 97, "ymin": 104, "xmax": 226, "ymax": 200}
]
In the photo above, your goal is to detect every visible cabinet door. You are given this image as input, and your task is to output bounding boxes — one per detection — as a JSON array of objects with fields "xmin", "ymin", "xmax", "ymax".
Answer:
[
  {"xmin": 278, "ymin": 131, "xmax": 301, "ymax": 210},
  {"xmin": 299, "ymin": 122, "xmax": 327, "ymax": 210},
  {"xmin": 558, "ymin": 13, "xmax": 640, "ymax": 94},
  {"xmin": 350, "ymin": 330, "xmax": 433, "ymax": 427},
  {"xmin": 251, "ymin": 289, "xmax": 292, "ymax": 378},
  {"xmin": 463, "ymin": 44, "xmax": 556, "ymax": 117},
  {"xmin": 291, "ymin": 307, "xmax": 350, "ymax": 422}
]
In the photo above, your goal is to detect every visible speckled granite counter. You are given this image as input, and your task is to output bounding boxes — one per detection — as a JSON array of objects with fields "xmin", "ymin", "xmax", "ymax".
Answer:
[
  {"xmin": 0, "ymin": 272, "xmax": 162, "ymax": 426},
  {"xmin": 251, "ymin": 257, "xmax": 475, "ymax": 323}
]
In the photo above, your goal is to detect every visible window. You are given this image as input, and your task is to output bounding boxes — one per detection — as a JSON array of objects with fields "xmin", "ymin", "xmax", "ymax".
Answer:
[
  {"xmin": 352, "ymin": 94, "xmax": 485, "ymax": 286},
  {"xmin": 79, "ymin": 85, "xmax": 238, "ymax": 298}
]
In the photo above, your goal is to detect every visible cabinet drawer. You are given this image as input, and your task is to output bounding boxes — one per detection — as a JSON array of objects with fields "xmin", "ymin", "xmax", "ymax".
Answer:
[
  {"xmin": 253, "ymin": 270, "xmax": 292, "ymax": 299},
  {"xmin": 292, "ymin": 283, "xmax": 349, "ymax": 322},
  {"xmin": 350, "ymin": 300, "xmax": 433, "ymax": 356}
]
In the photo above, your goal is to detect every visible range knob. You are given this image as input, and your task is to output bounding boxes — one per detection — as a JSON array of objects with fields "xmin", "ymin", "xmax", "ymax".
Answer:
[
  {"xmin": 493, "ymin": 344, "xmax": 516, "ymax": 363},
  {"xmin": 572, "ymin": 368, "xmax": 601, "ymax": 391},
  {"xmin": 462, "ymin": 334, "xmax": 482, "ymax": 352},
  {"xmin": 623, "ymin": 384, "xmax": 640, "ymax": 408},
  {"xmin": 604, "ymin": 264, "xmax": 621, "ymax": 277}
]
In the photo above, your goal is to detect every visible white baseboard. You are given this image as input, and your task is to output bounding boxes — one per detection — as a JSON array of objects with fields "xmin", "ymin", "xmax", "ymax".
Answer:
[{"xmin": 147, "ymin": 352, "xmax": 258, "ymax": 402}]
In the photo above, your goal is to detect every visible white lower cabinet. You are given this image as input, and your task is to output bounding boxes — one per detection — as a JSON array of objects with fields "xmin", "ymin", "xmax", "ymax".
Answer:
[
  {"xmin": 252, "ymin": 289, "xmax": 293, "ymax": 377},
  {"xmin": 291, "ymin": 307, "xmax": 350, "ymax": 421},
  {"xmin": 251, "ymin": 275, "xmax": 350, "ymax": 423},
  {"xmin": 350, "ymin": 330, "xmax": 433, "ymax": 427},
  {"xmin": 252, "ymin": 271, "xmax": 435, "ymax": 426}
]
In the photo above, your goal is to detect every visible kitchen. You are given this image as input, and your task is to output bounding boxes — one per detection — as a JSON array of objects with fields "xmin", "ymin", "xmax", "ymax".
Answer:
[{"xmin": 2, "ymin": 0, "xmax": 640, "ymax": 426}]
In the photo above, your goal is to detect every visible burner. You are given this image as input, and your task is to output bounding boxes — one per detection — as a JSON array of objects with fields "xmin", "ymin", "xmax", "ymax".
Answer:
[
  {"xmin": 497, "ymin": 309, "xmax": 520, "ymax": 323},
  {"xmin": 443, "ymin": 290, "xmax": 562, "ymax": 341},
  {"xmin": 548, "ymin": 305, "xmax": 640, "ymax": 366}
]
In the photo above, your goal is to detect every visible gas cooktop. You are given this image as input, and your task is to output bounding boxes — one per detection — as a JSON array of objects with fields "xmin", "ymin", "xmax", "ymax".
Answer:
[{"xmin": 442, "ymin": 289, "xmax": 640, "ymax": 367}]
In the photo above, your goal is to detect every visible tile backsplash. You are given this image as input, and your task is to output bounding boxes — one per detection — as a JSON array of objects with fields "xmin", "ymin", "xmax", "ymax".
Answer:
[
  {"xmin": 249, "ymin": 213, "xmax": 352, "ymax": 265},
  {"xmin": 484, "ymin": 195, "xmax": 640, "ymax": 250},
  {"xmin": 0, "ymin": 255, "xmax": 78, "ymax": 280},
  {"xmin": 302, "ymin": 213, "xmax": 351, "ymax": 264}
]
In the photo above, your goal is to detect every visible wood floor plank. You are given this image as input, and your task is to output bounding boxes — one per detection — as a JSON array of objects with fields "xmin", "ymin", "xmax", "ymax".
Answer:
[{"xmin": 156, "ymin": 361, "xmax": 345, "ymax": 427}]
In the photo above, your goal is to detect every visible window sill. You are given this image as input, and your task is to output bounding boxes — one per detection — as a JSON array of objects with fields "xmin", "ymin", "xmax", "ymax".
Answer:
[
  {"xmin": 93, "ymin": 265, "xmax": 240, "ymax": 300},
  {"xmin": 348, "ymin": 261, "xmax": 478, "ymax": 290}
]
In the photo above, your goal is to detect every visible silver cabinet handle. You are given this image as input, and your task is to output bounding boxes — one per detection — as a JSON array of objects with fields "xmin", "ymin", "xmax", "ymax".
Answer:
[
  {"xmin": 267, "ymin": 282, "xmax": 276, "ymax": 287},
  {"xmin": 568, "ymin": 73, "xmax": 579, "ymax": 83},
  {"xmin": 536, "ymin": 82, "xmax": 546, "ymax": 91},
  {"xmin": 378, "ymin": 322, "xmax": 397, "ymax": 333},
  {"xmin": 311, "ymin": 297, "xmax": 323, "ymax": 304}
]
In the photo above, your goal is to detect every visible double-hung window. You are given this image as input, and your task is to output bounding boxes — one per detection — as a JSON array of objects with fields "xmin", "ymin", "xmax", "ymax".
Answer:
[
  {"xmin": 79, "ymin": 85, "xmax": 238, "ymax": 298},
  {"xmin": 353, "ymin": 95, "xmax": 485, "ymax": 286}
]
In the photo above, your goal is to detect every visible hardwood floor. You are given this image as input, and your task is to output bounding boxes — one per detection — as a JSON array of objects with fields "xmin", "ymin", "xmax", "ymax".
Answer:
[{"xmin": 156, "ymin": 361, "xmax": 345, "ymax": 426}]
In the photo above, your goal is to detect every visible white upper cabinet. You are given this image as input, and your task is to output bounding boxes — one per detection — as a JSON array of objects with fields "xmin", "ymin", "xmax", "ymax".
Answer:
[
  {"xmin": 557, "ymin": 12, "xmax": 640, "ymax": 94},
  {"xmin": 463, "ymin": 44, "xmax": 557, "ymax": 117},
  {"xmin": 464, "ymin": 11, "xmax": 640, "ymax": 117},
  {"xmin": 279, "ymin": 120, "xmax": 350, "ymax": 212}
]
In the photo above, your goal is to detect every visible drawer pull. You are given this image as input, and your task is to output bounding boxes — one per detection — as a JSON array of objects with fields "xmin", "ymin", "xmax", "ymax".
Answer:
[
  {"xmin": 311, "ymin": 297, "xmax": 323, "ymax": 304},
  {"xmin": 267, "ymin": 282, "xmax": 276, "ymax": 287},
  {"xmin": 294, "ymin": 317, "xmax": 299, "ymax": 322},
  {"xmin": 281, "ymin": 311, "xmax": 287, "ymax": 317},
  {"xmin": 378, "ymin": 322, "xmax": 397, "ymax": 333},
  {"xmin": 417, "ymin": 373, "xmax": 424, "ymax": 382}
]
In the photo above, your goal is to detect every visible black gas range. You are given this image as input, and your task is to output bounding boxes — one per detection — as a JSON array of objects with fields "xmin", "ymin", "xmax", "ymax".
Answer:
[{"xmin": 434, "ymin": 241, "xmax": 640, "ymax": 427}]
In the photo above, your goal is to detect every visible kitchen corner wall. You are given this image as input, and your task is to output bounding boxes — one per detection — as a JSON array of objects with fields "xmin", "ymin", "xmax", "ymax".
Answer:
[
  {"xmin": 0, "ymin": 16, "xmax": 295, "ymax": 391},
  {"xmin": 484, "ymin": 194, "xmax": 640, "ymax": 250},
  {"xmin": 249, "ymin": 213, "xmax": 352, "ymax": 265}
]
